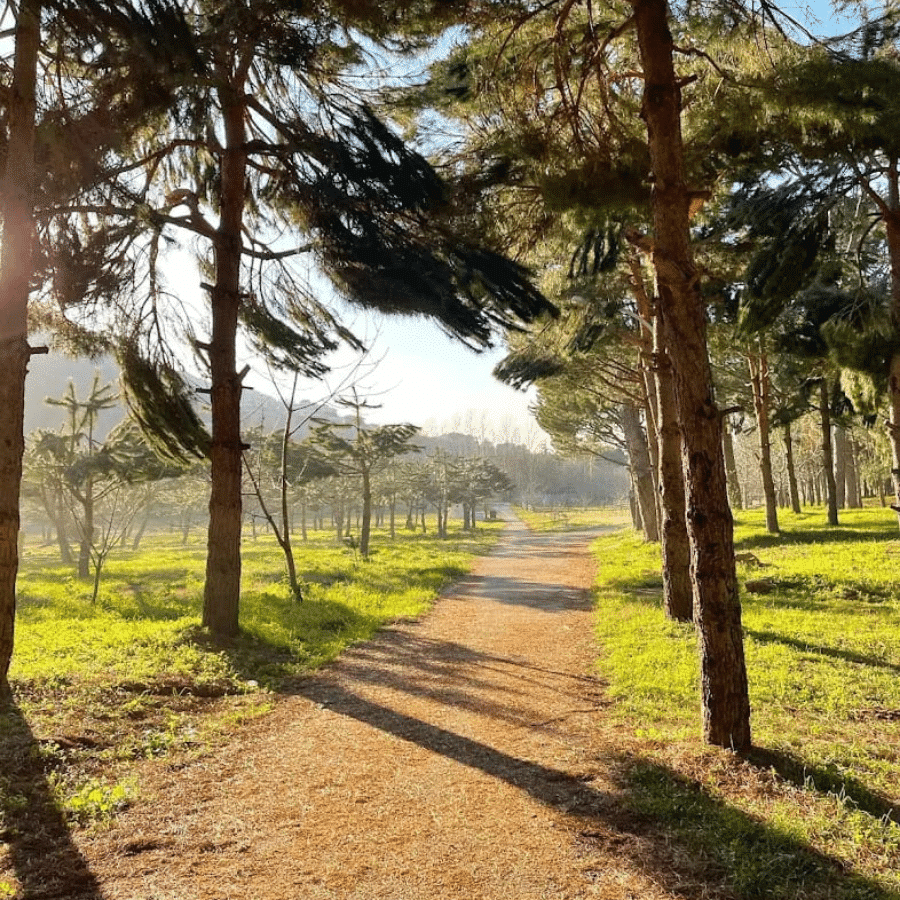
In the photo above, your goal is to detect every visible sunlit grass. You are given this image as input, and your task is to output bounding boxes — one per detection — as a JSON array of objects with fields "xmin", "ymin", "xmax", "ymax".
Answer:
[
  {"xmin": 4, "ymin": 519, "xmax": 500, "ymax": 830},
  {"xmin": 592, "ymin": 504, "xmax": 900, "ymax": 897},
  {"xmin": 13, "ymin": 520, "xmax": 500, "ymax": 687},
  {"xmin": 514, "ymin": 504, "xmax": 631, "ymax": 531}
]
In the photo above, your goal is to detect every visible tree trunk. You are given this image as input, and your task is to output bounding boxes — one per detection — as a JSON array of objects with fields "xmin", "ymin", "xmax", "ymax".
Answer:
[
  {"xmin": 834, "ymin": 425, "xmax": 847, "ymax": 510},
  {"xmin": 846, "ymin": 437, "xmax": 861, "ymax": 508},
  {"xmin": 131, "ymin": 510, "xmax": 150, "ymax": 551},
  {"xmin": 819, "ymin": 379, "xmax": 839, "ymax": 527},
  {"xmin": 0, "ymin": 0, "xmax": 40, "ymax": 696},
  {"xmin": 78, "ymin": 476, "xmax": 94, "ymax": 578},
  {"xmin": 783, "ymin": 422, "xmax": 802, "ymax": 514},
  {"xmin": 632, "ymin": 0, "xmax": 751, "ymax": 751},
  {"xmin": 654, "ymin": 322, "xmax": 692, "ymax": 622},
  {"xmin": 360, "ymin": 468, "xmax": 372, "ymax": 559},
  {"xmin": 747, "ymin": 347, "xmax": 779, "ymax": 534},
  {"xmin": 722, "ymin": 421, "xmax": 743, "ymax": 511},
  {"xmin": 881, "ymin": 169, "xmax": 900, "ymax": 529},
  {"xmin": 202, "ymin": 76, "xmax": 248, "ymax": 639},
  {"xmin": 628, "ymin": 484, "xmax": 642, "ymax": 532},
  {"xmin": 621, "ymin": 402, "xmax": 660, "ymax": 543}
]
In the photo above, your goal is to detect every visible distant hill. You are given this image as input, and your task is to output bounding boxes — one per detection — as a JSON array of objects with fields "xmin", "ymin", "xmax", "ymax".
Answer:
[
  {"xmin": 23, "ymin": 351, "xmax": 339, "ymax": 439},
  {"xmin": 23, "ymin": 351, "xmax": 627, "ymax": 506}
]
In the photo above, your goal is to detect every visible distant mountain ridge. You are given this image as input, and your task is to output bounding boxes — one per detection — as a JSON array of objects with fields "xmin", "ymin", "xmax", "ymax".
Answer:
[{"xmin": 24, "ymin": 352, "xmax": 333, "ymax": 438}]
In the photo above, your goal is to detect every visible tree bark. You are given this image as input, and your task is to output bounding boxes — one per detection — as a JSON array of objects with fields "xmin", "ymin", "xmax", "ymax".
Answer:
[
  {"xmin": 846, "ymin": 437, "xmax": 861, "ymax": 508},
  {"xmin": 360, "ymin": 467, "xmax": 372, "ymax": 559},
  {"xmin": 834, "ymin": 425, "xmax": 847, "ymax": 510},
  {"xmin": 722, "ymin": 421, "xmax": 743, "ymax": 511},
  {"xmin": 747, "ymin": 346, "xmax": 779, "ymax": 533},
  {"xmin": 783, "ymin": 422, "xmax": 802, "ymax": 514},
  {"xmin": 881, "ymin": 166, "xmax": 900, "ymax": 529},
  {"xmin": 0, "ymin": 0, "xmax": 40, "ymax": 696},
  {"xmin": 819, "ymin": 379, "xmax": 839, "ymax": 527},
  {"xmin": 632, "ymin": 0, "xmax": 751, "ymax": 751},
  {"xmin": 202, "ymin": 71, "xmax": 249, "ymax": 639},
  {"xmin": 621, "ymin": 402, "xmax": 660, "ymax": 543}
]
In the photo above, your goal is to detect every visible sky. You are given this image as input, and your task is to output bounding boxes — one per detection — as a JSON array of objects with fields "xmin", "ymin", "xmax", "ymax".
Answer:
[{"xmin": 244, "ymin": 306, "xmax": 548, "ymax": 448}]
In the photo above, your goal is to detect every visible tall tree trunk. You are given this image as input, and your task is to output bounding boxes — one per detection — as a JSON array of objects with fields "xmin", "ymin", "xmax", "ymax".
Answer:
[
  {"xmin": 203, "ymin": 75, "xmax": 249, "ymax": 639},
  {"xmin": 0, "ymin": 0, "xmax": 40, "ymax": 696},
  {"xmin": 881, "ymin": 166, "xmax": 900, "ymax": 529},
  {"xmin": 360, "ymin": 468, "xmax": 372, "ymax": 559},
  {"xmin": 722, "ymin": 421, "xmax": 743, "ymax": 511},
  {"xmin": 654, "ymin": 320, "xmax": 692, "ymax": 621},
  {"xmin": 632, "ymin": 0, "xmax": 751, "ymax": 751},
  {"xmin": 819, "ymin": 379, "xmax": 839, "ymax": 527},
  {"xmin": 628, "ymin": 483, "xmax": 643, "ymax": 533},
  {"xmin": 747, "ymin": 347, "xmax": 779, "ymax": 534},
  {"xmin": 621, "ymin": 402, "xmax": 660, "ymax": 543},
  {"xmin": 846, "ymin": 437, "xmax": 861, "ymax": 508},
  {"xmin": 783, "ymin": 422, "xmax": 802, "ymax": 514},
  {"xmin": 630, "ymin": 254, "xmax": 664, "ymax": 540}
]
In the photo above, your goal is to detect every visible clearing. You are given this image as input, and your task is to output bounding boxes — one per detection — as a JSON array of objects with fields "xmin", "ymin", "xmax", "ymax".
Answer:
[{"xmin": 17, "ymin": 507, "xmax": 686, "ymax": 900}]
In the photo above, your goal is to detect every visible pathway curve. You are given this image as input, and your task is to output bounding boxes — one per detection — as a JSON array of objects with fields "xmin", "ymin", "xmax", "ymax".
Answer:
[{"xmin": 77, "ymin": 509, "xmax": 665, "ymax": 900}]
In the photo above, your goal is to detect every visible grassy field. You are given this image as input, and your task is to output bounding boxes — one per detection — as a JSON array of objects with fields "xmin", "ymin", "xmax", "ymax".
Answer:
[
  {"xmin": 514, "ymin": 504, "xmax": 632, "ymax": 532},
  {"xmin": 584, "ymin": 504, "xmax": 900, "ymax": 899},
  {"xmin": 1, "ymin": 518, "xmax": 501, "ymax": 832},
  {"xmin": 6, "ymin": 503, "xmax": 900, "ymax": 898}
]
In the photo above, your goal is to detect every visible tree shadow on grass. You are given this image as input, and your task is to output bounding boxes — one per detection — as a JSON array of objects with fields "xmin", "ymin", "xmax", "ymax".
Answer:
[
  {"xmin": 735, "ymin": 527, "xmax": 896, "ymax": 552},
  {"xmin": 290, "ymin": 677, "xmax": 896, "ymax": 899},
  {"xmin": 749, "ymin": 745, "xmax": 900, "ymax": 827},
  {"xmin": 184, "ymin": 597, "xmax": 381, "ymax": 686},
  {"xmin": 0, "ymin": 699, "xmax": 102, "ymax": 899},
  {"xmin": 745, "ymin": 628, "xmax": 900, "ymax": 674}
]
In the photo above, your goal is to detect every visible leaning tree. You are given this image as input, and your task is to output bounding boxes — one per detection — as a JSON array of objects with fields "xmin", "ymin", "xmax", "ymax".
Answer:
[{"xmin": 409, "ymin": 0, "xmax": 759, "ymax": 746}]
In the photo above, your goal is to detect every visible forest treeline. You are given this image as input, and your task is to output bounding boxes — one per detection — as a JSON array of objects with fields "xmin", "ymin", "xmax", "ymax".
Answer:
[
  {"xmin": 20, "ymin": 372, "xmax": 624, "ymax": 601},
  {"xmin": 0, "ymin": 0, "xmax": 896, "ymax": 751}
]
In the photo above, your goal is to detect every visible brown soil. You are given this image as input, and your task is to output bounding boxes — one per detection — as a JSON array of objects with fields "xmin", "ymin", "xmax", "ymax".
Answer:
[{"xmin": 5, "ymin": 510, "xmax": 698, "ymax": 899}]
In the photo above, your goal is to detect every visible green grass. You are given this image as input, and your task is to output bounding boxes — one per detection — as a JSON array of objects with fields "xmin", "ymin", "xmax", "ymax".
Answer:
[
  {"xmin": 592, "ymin": 504, "xmax": 900, "ymax": 898},
  {"xmin": 513, "ymin": 504, "xmax": 631, "ymax": 532},
  {"xmin": 3, "ymin": 519, "xmax": 500, "ymax": 832},
  {"xmin": 13, "ymin": 522, "xmax": 499, "ymax": 687}
]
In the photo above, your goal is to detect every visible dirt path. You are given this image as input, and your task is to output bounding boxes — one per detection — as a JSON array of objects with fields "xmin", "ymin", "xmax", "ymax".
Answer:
[{"xmin": 69, "ymin": 509, "xmax": 667, "ymax": 899}]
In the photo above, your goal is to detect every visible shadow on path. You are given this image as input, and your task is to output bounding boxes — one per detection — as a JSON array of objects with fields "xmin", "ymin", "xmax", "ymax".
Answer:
[
  {"xmin": 1, "ymin": 699, "xmax": 102, "ymax": 900},
  {"xmin": 296, "ymin": 678, "xmax": 896, "ymax": 899}
]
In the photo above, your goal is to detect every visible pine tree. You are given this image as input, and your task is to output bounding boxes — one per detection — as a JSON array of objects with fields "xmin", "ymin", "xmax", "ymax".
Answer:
[{"xmin": 43, "ymin": 1, "xmax": 555, "ymax": 640}]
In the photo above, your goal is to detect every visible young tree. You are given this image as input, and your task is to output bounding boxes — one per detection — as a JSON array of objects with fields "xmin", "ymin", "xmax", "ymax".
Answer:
[
  {"xmin": 309, "ymin": 392, "xmax": 419, "ymax": 559},
  {"xmin": 42, "ymin": 375, "xmax": 118, "ymax": 577}
]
